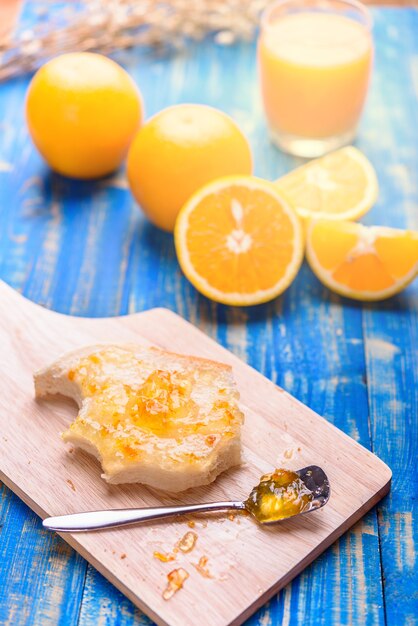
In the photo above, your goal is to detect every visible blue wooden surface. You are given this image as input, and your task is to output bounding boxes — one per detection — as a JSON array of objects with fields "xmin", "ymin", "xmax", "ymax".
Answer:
[{"xmin": 0, "ymin": 6, "xmax": 417, "ymax": 626}]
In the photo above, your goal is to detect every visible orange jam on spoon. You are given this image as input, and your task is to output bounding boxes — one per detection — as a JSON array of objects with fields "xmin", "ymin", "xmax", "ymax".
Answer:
[{"xmin": 245, "ymin": 468, "xmax": 314, "ymax": 523}]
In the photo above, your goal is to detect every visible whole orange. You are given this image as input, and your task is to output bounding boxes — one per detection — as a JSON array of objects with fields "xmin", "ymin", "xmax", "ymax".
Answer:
[
  {"xmin": 126, "ymin": 104, "xmax": 253, "ymax": 231},
  {"xmin": 26, "ymin": 52, "xmax": 143, "ymax": 179}
]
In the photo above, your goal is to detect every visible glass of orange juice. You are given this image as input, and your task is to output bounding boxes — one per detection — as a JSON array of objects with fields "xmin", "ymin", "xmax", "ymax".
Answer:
[{"xmin": 258, "ymin": 0, "xmax": 373, "ymax": 157}]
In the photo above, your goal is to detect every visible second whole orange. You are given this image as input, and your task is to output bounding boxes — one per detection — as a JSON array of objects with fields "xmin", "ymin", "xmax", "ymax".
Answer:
[
  {"xmin": 26, "ymin": 52, "xmax": 143, "ymax": 179},
  {"xmin": 127, "ymin": 104, "xmax": 253, "ymax": 232}
]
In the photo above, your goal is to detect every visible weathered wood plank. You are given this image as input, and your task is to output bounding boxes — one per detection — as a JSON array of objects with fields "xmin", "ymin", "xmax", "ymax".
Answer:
[
  {"xmin": 0, "ymin": 485, "xmax": 86, "ymax": 626},
  {"xmin": 361, "ymin": 10, "xmax": 418, "ymax": 626},
  {"xmin": 77, "ymin": 566, "xmax": 152, "ymax": 626},
  {"xmin": 0, "ymin": 69, "xmax": 89, "ymax": 626}
]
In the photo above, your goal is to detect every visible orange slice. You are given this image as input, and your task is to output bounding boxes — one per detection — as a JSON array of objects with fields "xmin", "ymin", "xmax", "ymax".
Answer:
[
  {"xmin": 275, "ymin": 146, "xmax": 378, "ymax": 221},
  {"xmin": 306, "ymin": 219, "xmax": 418, "ymax": 301},
  {"xmin": 174, "ymin": 176, "xmax": 303, "ymax": 306}
]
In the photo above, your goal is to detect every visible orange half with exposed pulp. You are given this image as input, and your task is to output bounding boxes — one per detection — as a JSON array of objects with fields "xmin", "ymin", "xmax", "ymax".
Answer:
[{"xmin": 174, "ymin": 176, "xmax": 304, "ymax": 306}]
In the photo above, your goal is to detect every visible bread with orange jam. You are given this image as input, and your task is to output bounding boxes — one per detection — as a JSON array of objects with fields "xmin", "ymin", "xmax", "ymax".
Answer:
[{"xmin": 34, "ymin": 344, "xmax": 244, "ymax": 492}]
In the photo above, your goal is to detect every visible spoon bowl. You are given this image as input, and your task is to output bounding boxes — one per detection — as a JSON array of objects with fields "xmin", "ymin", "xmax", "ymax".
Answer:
[
  {"xmin": 296, "ymin": 465, "xmax": 330, "ymax": 509},
  {"xmin": 244, "ymin": 465, "xmax": 330, "ymax": 525},
  {"xmin": 257, "ymin": 464, "xmax": 330, "ymax": 524}
]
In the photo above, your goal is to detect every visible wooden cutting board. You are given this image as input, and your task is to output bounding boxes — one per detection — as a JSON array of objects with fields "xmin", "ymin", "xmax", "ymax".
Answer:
[{"xmin": 0, "ymin": 279, "xmax": 391, "ymax": 626}]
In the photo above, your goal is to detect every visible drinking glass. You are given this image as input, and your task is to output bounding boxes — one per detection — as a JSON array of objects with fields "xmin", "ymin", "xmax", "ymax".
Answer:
[{"xmin": 258, "ymin": 0, "xmax": 373, "ymax": 157}]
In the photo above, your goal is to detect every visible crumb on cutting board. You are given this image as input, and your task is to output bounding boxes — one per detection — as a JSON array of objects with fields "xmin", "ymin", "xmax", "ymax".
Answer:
[
  {"xmin": 120, "ymin": 553, "xmax": 127, "ymax": 559},
  {"xmin": 66, "ymin": 479, "xmax": 76, "ymax": 491},
  {"xmin": 193, "ymin": 555, "xmax": 213, "ymax": 578},
  {"xmin": 153, "ymin": 530, "xmax": 198, "ymax": 563},
  {"xmin": 162, "ymin": 568, "xmax": 189, "ymax": 600},
  {"xmin": 177, "ymin": 531, "xmax": 198, "ymax": 553},
  {"xmin": 154, "ymin": 551, "xmax": 176, "ymax": 563}
]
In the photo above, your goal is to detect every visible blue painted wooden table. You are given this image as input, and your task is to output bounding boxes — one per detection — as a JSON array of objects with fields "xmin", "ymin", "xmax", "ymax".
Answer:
[{"xmin": 0, "ymin": 6, "xmax": 417, "ymax": 626}]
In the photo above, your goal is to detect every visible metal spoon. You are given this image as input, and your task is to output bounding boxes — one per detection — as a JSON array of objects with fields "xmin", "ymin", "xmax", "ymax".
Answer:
[{"xmin": 43, "ymin": 465, "xmax": 330, "ymax": 533}]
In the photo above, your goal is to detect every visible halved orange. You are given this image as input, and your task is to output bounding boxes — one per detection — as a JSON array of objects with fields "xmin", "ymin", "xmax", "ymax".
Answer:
[
  {"xmin": 306, "ymin": 219, "xmax": 418, "ymax": 301},
  {"xmin": 174, "ymin": 176, "xmax": 304, "ymax": 306}
]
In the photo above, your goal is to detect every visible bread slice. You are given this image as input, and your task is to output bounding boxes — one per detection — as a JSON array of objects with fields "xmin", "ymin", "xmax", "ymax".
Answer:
[{"xmin": 34, "ymin": 344, "xmax": 244, "ymax": 492}]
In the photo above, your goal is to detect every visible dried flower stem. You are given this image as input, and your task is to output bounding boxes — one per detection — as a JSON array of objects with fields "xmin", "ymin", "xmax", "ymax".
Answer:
[{"xmin": 0, "ymin": 0, "xmax": 269, "ymax": 81}]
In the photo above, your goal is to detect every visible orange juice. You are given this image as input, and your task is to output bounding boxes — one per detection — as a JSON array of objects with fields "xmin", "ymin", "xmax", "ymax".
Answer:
[{"xmin": 258, "ymin": 3, "xmax": 373, "ymax": 156}]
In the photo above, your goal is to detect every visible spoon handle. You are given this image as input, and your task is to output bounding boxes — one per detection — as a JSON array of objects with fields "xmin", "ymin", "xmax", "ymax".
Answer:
[{"xmin": 43, "ymin": 501, "xmax": 246, "ymax": 532}]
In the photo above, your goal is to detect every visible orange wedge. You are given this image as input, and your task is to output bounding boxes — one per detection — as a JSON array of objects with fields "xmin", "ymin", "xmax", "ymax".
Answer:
[
  {"xmin": 275, "ymin": 146, "xmax": 378, "ymax": 221},
  {"xmin": 174, "ymin": 176, "xmax": 304, "ymax": 306},
  {"xmin": 306, "ymin": 220, "xmax": 418, "ymax": 301}
]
